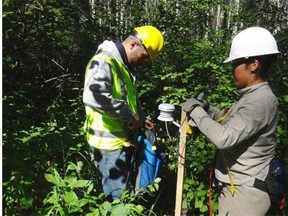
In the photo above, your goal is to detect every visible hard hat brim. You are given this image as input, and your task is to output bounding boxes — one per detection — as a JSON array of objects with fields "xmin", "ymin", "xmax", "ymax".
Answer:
[{"xmin": 223, "ymin": 50, "xmax": 280, "ymax": 63}]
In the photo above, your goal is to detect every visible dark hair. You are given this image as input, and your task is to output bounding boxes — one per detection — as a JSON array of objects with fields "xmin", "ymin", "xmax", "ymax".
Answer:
[{"xmin": 246, "ymin": 54, "xmax": 278, "ymax": 79}]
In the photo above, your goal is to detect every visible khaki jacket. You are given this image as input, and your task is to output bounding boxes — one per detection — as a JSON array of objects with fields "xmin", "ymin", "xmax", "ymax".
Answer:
[{"xmin": 190, "ymin": 82, "xmax": 278, "ymax": 186}]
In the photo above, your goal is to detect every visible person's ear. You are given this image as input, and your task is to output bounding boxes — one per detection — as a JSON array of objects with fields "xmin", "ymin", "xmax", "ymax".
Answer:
[
  {"xmin": 249, "ymin": 59, "xmax": 260, "ymax": 73},
  {"xmin": 130, "ymin": 40, "xmax": 139, "ymax": 50}
]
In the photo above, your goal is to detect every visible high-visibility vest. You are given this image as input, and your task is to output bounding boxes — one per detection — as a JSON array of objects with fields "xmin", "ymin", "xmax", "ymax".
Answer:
[{"xmin": 84, "ymin": 53, "xmax": 138, "ymax": 150}]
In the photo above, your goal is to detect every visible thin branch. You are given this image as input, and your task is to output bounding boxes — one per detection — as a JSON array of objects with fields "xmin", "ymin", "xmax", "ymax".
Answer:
[
  {"xmin": 51, "ymin": 59, "xmax": 65, "ymax": 71},
  {"xmin": 44, "ymin": 74, "xmax": 70, "ymax": 83}
]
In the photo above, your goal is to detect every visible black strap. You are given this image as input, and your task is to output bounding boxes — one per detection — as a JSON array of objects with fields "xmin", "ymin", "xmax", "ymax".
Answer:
[{"xmin": 253, "ymin": 178, "xmax": 267, "ymax": 192}]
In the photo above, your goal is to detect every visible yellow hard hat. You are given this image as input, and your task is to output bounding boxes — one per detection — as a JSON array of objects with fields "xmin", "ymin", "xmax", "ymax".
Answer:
[{"xmin": 134, "ymin": 25, "xmax": 164, "ymax": 61}]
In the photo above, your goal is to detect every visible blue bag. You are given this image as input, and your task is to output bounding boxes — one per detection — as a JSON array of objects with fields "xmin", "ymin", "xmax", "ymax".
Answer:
[
  {"xmin": 135, "ymin": 130, "xmax": 165, "ymax": 190},
  {"xmin": 254, "ymin": 157, "xmax": 286, "ymax": 210},
  {"xmin": 265, "ymin": 158, "xmax": 286, "ymax": 210}
]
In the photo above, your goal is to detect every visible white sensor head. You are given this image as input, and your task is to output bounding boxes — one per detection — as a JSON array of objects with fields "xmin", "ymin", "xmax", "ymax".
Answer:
[{"xmin": 157, "ymin": 103, "xmax": 175, "ymax": 122}]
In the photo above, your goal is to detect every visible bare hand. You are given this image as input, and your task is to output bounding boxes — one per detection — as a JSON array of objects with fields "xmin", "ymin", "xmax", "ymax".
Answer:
[
  {"xmin": 145, "ymin": 120, "xmax": 154, "ymax": 131},
  {"xmin": 127, "ymin": 115, "xmax": 141, "ymax": 132}
]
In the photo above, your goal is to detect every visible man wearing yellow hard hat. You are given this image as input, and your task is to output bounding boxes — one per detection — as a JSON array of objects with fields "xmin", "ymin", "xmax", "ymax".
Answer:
[{"xmin": 83, "ymin": 25, "xmax": 164, "ymax": 201}]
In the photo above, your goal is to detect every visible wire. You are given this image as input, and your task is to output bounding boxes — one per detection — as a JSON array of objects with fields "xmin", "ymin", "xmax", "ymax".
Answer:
[
  {"xmin": 165, "ymin": 121, "xmax": 171, "ymax": 138},
  {"xmin": 164, "ymin": 113, "xmax": 194, "ymax": 164}
]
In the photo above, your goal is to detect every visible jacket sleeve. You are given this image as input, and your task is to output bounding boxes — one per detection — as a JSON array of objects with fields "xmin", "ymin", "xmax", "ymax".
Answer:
[
  {"xmin": 189, "ymin": 97, "xmax": 274, "ymax": 149},
  {"xmin": 207, "ymin": 105, "xmax": 224, "ymax": 120},
  {"xmin": 83, "ymin": 56, "xmax": 134, "ymax": 121}
]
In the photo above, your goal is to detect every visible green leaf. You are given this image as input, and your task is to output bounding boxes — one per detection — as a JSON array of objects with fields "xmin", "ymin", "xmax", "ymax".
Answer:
[
  {"xmin": 63, "ymin": 191, "xmax": 78, "ymax": 204},
  {"xmin": 134, "ymin": 204, "xmax": 144, "ymax": 213},
  {"xmin": 86, "ymin": 209, "xmax": 100, "ymax": 216},
  {"xmin": 196, "ymin": 189, "xmax": 207, "ymax": 197},
  {"xmin": 87, "ymin": 182, "xmax": 94, "ymax": 194},
  {"xmin": 77, "ymin": 198, "xmax": 89, "ymax": 208},
  {"xmin": 3, "ymin": 0, "xmax": 9, "ymax": 6},
  {"xmin": 68, "ymin": 179, "xmax": 90, "ymax": 189},
  {"xmin": 195, "ymin": 198, "xmax": 204, "ymax": 209},
  {"xmin": 100, "ymin": 201, "xmax": 112, "ymax": 216},
  {"xmin": 44, "ymin": 169, "xmax": 65, "ymax": 187},
  {"xmin": 44, "ymin": 188, "xmax": 60, "ymax": 205},
  {"xmin": 111, "ymin": 203, "xmax": 129, "ymax": 216}
]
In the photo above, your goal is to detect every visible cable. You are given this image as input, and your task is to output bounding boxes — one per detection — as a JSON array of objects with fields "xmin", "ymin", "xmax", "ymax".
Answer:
[{"xmin": 165, "ymin": 121, "xmax": 171, "ymax": 138}]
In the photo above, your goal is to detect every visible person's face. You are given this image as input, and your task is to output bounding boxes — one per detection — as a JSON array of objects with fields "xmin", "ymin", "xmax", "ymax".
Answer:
[
  {"xmin": 231, "ymin": 59, "xmax": 260, "ymax": 89},
  {"xmin": 127, "ymin": 40, "xmax": 150, "ymax": 66}
]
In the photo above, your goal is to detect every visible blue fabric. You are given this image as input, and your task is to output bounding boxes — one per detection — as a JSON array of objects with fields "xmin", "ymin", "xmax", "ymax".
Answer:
[
  {"xmin": 136, "ymin": 132, "xmax": 164, "ymax": 189},
  {"xmin": 90, "ymin": 146, "xmax": 131, "ymax": 200},
  {"xmin": 269, "ymin": 158, "xmax": 286, "ymax": 207}
]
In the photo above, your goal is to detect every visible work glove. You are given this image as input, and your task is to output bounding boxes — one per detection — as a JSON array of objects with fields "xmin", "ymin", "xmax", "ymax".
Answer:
[
  {"xmin": 195, "ymin": 92, "xmax": 209, "ymax": 111},
  {"xmin": 183, "ymin": 92, "xmax": 209, "ymax": 113},
  {"xmin": 183, "ymin": 98, "xmax": 203, "ymax": 113},
  {"xmin": 184, "ymin": 92, "xmax": 209, "ymax": 138}
]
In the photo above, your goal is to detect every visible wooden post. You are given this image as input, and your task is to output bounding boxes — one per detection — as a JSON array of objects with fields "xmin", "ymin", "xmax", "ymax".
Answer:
[{"xmin": 174, "ymin": 108, "xmax": 188, "ymax": 216}]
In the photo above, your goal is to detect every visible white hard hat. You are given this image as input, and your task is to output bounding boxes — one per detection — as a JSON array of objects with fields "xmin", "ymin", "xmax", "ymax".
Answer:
[{"xmin": 224, "ymin": 27, "xmax": 280, "ymax": 63}]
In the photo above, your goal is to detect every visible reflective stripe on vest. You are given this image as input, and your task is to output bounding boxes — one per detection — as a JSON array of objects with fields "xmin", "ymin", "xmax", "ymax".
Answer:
[{"xmin": 84, "ymin": 53, "xmax": 138, "ymax": 149}]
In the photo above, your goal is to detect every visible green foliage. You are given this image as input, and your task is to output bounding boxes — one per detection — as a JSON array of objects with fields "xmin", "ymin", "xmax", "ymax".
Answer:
[
  {"xmin": 42, "ymin": 161, "xmax": 161, "ymax": 216},
  {"xmin": 3, "ymin": 0, "xmax": 288, "ymax": 215},
  {"xmin": 2, "ymin": 171, "xmax": 34, "ymax": 214},
  {"xmin": 181, "ymin": 136, "xmax": 218, "ymax": 215},
  {"xmin": 43, "ymin": 162, "xmax": 94, "ymax": 215}
]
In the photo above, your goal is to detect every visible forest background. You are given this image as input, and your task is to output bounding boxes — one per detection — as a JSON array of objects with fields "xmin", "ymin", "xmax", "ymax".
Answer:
[{"xmin": 2, "ymin": 0, "xmax": 288, "ymax": 215}]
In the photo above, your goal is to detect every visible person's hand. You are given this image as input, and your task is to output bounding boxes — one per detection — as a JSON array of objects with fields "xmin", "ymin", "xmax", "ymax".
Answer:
[
  {"xmin": 183, "ymin": 98, "xmax": 203, "ymax": 113},
  {"xmin": 201, "ymin": 100, "xmax": 210, "ymax": 111},
  {"xmin": 127, "ymin": 115, "xmax": 141, "ymax": 132},
  {"xmin": 196, "ymin": 92, "xmax": 209, "ymax": 111},
  {"xmin": 145, "ymin": 120, "xmax": 154, "ymax": 131}
]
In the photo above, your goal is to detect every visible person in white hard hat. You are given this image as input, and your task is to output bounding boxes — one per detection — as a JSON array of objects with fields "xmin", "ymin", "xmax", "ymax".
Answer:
[{"xmin": 183, "ymin": 27, "xmax": 281, "ymax": 215}]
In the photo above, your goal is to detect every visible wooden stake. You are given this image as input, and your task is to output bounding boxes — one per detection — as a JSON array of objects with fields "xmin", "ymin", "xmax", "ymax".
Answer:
[{"xmin": 174, "ymin": 108, "xmax": 188, "ymax": 216}]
